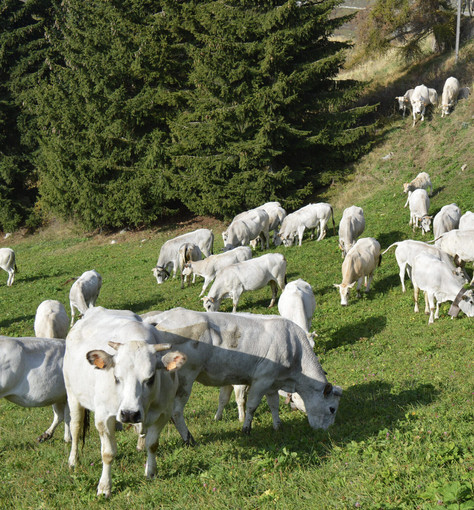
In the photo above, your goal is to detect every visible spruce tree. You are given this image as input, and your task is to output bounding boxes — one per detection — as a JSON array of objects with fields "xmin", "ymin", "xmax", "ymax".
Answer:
[{"xmin": 168, "ymin": 0, "xmax": 376, "ymax": 219}]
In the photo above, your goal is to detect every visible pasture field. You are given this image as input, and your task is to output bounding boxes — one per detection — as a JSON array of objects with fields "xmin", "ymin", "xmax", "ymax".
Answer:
[{"xmin": 0, "ymin": 80, "xmax": 473, "ymax": 510}]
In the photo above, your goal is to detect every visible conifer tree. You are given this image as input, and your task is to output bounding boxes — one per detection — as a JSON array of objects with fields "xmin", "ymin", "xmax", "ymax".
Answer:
[{"xmin": 169, "ymin": 0, "xmax": 376, "ymax": 218}]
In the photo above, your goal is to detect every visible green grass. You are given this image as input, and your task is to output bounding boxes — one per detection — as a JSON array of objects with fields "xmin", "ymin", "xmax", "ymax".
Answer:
[{"xmin": 0, "ymin": 50, "xmax": 473, "ymax": 510}]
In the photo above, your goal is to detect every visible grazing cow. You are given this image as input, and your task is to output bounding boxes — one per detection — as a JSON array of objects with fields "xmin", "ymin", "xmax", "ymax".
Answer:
[
  {"xmin": 458, "ymin": 87, "xmax": 470, "ymax": 100},
  {"xmin": 63, "ymin": 307, "xmax": 186, "ymax": 497},
  {"xmin": 255, "ymin": 202, "xmax": 287, "ymax": 245},
  {"xmin": 334, "ymin": 237, "xmax": 381, "ymax": 306},
  {"xmin": 403, "ymin": 171, "xmax": 433, "ymax": 201},
  {"xmin": 69, "ymin": 270, "xmax": 102, "ymax": 326},
  {"xmin": 408, "ymin": 189, "xmax": 432, "ymax": 235},
  {"xmin": 441, "ymin": 76, "xmax": 460, "ymax": 117},
  {"xmin": 278, "ymin": 279, "xmax": 317, "ymax": 347},
  {"xmin": 0, "ymin": 335, "xmax": 70, "ymax": 443},
  {"xmin": 459, "ymin": 211, "xmax": 474, "ymax": 231},
  {"xmin": 428, "ymin": 87, "xmax": 438, "ymax": 107},
  {"xmin": 396, "ymin": 89, "xmax": 414, "ymax": 117},
  {"xmin": 34, "ymin": 300, "xmax": 69, "ymax": 339},
  {"xmin": 202, "ymin": 253, "xmax": 286, "ymax": 313},
  {"xmin": 435, "ymin": 229, "xmax": 474, "ymax": 284},
  {"xmin": 433, "ymin": 203, "xmax": 461, "ymax": 239},
  {"xmin": 338, "ymin": 205, "xmax": 366, "ymax": 258},
  {"xmin": 411, "ymin": 252, "xmax": 474, "ymax": 324},
  {"xmin": 151, "ymin": 308, "xmax": 343, "ymax": 444},
  {"xmin": 152, "ymin": 229, "xmax": 214, "ymax": 284},
  {"xmin": 410, "ymin": 84, "xmax": 431, "ymax": 126},
  {"xmin": 181, "ymin": 246, "xmax": 252, "ymax": 296},
  {"xmin": 222, "ymin": 208, "xmax": 270, "ymax": 251},
  {"xmin": 0, "ymin": 247, "xmax": 17, "ymax": 286},
  {"xmin": 276, "ymin": 203, "xmax": 335, "ymax": 247},
  {"xmin": 178, "ymin": 243, "xmax": 204, "ymax": 289},
  {"xmin": 382, "ymin": 240, "xmax": 466, "ymax": 293}
]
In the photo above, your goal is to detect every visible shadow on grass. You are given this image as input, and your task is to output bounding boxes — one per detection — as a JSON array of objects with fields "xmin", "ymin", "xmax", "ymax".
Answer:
[
  {"xmin": 324, "ymin": 315, "xmax": 387, "ymax": 351},
  {"xmin": 113, "ymin": 297, "xmax": 167, "ymax": 314},
  {"xmin": 372, "ymin": 273, "xmax": 401, "ymax": 293},
  {"xmin": 0, "ymin": 314, "xmax": 35, "ymax": 330},
  {"xmin": 377, "ymin": 230, "xmax": 405, "ymax": 248}
]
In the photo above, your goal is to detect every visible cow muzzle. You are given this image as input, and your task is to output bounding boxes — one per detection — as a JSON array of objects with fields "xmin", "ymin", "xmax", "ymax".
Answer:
[{"xmin": 120, "ymin": 409, "xmax": 142, "ymax": 424}]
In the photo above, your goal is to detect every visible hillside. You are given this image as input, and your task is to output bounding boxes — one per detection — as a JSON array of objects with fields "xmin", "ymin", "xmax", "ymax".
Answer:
[{"xmin": 0, "ymin": 42, "xmax": 472, "ymax": 508}]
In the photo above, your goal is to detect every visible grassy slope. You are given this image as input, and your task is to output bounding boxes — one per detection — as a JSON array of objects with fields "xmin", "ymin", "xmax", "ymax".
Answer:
[{"xmin": 0, "ymin": 44, "xmax": 473, "ymax": 509}]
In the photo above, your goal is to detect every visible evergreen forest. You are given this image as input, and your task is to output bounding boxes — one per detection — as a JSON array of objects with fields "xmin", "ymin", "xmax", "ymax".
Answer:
[{"xmin": 0, "ymin": 0, "xmax": 377, "ymax": 231}]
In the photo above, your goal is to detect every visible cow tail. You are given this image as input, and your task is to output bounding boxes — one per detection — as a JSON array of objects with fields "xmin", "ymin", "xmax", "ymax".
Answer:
[
  {"xmin": 81, "ymin": 409, "xmax": 90, "ymax": 448},
  {"xmin": 14, "ymin": 263, "xmax": 18, "ymax": 274},
  {"xmin": 331, "ymin": 206, "xmax": 336, "ymax": 235},
  {"xmin": 378, "ymin": 254, "xmax": 383, "ymax": 267},
  {"xmin": 381, "ymin": 242, "xmax": 399, "ymax": 255}
]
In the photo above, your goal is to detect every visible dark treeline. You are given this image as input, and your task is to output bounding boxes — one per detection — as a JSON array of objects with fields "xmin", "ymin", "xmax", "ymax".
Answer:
[{"xmin": 0, "ymin": 0, "xmax": 376, "ymax": 231}]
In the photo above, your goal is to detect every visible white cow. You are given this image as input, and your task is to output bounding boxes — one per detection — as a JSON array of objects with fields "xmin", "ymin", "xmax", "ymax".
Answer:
[
  {"xmin": 181, "ymin": 246, "xmax": 252, "ymax": 296},
  {"xmin": 441, "ymin": 76, "xmax": 460, "ymax": 117},
  {"xmin": 63, "ymin": 307, "xmax": 186, "ymax": 497},
  {"xmin": 152, "ymin": 308, "xmax": 343, "ymax": 445},
  {"xmin": 411, "ymin": 252, "xmax": 474, "ymax": 324},
  {"xmin": 202, "ymin": 253, "xmax": 286, "ymax": 313},
  {"xmin": 0, "ymin": 247, "xmax": 16, "ymax": 286},
  {"xmin": 178, "ymin": 243, "xmax": 204, "ymax": 289},
  {"xmin": 276, "ymin": 203, "xmax": 335, "ymax": 247},
  {"xmin": 408, "ymin": 189, "xmax": 432, "ymax": 235},
  {"xmin": 428, "ymin": 87, "xmax": 438, "ymax": 107},
  {"xmin": 222, "ymin": 208, "xmax": 270, "ymax": 251},
  {"xmin": 410, "ymin": 84, "xmax": 430, "ymax": 126},
  {"xmin": 254, "ymin": 202, "xmax": 287, "ymax": 246},
  {"xmin": 0, "ymin": 335, "xmax": 70, "ymax": 442},
  {"xmin": 403, "ymin": 171, "xmax": 433, "ymax": 200},
  {"xmin": 396, "ymin": 89, "xmax": 414, "ymax": 117},
  {"xmin": 334, "ymin": 237, "xmax": 381, "ymax": 306},
  {"xmin": 152, "ymin": 229, "xmax": 214, "ymax": 284},
  {"xmin": 338, "ymin": 205, "xmax": 366, "ymax": 258},
  {"xmin": 433, "ymin": 203, "xmax": 461, "ymax": 239},
  {"xmin": 459, "ymin": 211, "xmax": 474, "ymax": 231},
  {"xmin": 278, "ymin": 279, "xmax": 317, "ymax": 347},
  {"xmin": 34, "ymin": 300, "xmax": 69, "ymax": 339},
  {"xmin": 382, "ymin": 239, "xmax": 466, "ymax": 293},
  {"xmin": 69, "ymin": 269, "xmax": 102, "ymax": 326},
  {"xmin": 435, "ymin": 229, "xmax": 474, "ymax": 284}
]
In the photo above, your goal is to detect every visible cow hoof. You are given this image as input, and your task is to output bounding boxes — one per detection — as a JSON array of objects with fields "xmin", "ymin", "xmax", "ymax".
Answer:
[
  {"xmin": 184, "ymin": 433, "xmax": 196, "ymax": 447},
  {"xmin": 37, "ymin": 432, "xmax": 52, "ymax": 443},
  {"xmin": 242, "ymin": 426, "xmax": 251, "ymax": 435}
]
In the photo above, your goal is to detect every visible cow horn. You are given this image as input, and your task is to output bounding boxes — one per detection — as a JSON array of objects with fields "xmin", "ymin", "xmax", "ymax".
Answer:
[
  {"xmin": 108, "ymin": 341, "xmax": 123, "ymax": 350},
  {"xmin": 323, "ymin": 383, "xmax": 333, "ymax": 397},
  {"xmin": 154, "ymin": 343, "xmax": 171, "ymax": 352}
]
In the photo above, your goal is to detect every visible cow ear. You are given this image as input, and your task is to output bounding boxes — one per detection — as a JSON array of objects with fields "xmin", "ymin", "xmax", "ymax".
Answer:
[
  {"xmin": 154, "ymin": 343, "xmax": 171, "ymax": 352},
  {"xmin": 161, "ymin": 351, "xmax": 187, "ymax": 372},
  {"xmin": 323, "ymin": 383, "xmax": 333, "ymax": 397},
  {"xmin": 108, "ymin": 341, "xmax": 123, "ymax": 351},
  {"xmin": 333, "ymin": 284, "xmax": 340, "ymax": 289},
  {"xmin": 86, "ymin": 350, "xmax": 114, "ymax": 370},
  {"xmin": 348, "ymin": 281, "xmax": 357, "ymax": 288}
]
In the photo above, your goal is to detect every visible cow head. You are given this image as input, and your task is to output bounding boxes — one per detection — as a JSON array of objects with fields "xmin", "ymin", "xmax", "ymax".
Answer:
[
  {"xmin": 441, "ymin": 103, "xmax": 452, "ymax": 117},
  {"xmin": 420, "ymin": 215, "xmax": 432, "ymax": 235},
  {"xmin": 202, "ymin": 295, "xmax": 220, "ymax": 312},
  {"xmin": 152, "ymin": 265, "xmax": 170, "ymax": 284},
  {"xmin": 182, "ymin": 262, "xmax": 193, "ymax": 279},
  {"xmin": 412, "ymin": 99, "xmax": 426, "ymax": 116},
  {"xmin": 333, "ymin": 282, "xmax": 356, "ymax": 306},
  {"xmin": 458, "ymin": 289, "xmax": 474, "ymax": 317},
  {"xmin": 396, "ymin": 96, "xmax": 408, "ymax": 110},
  {"xmin": 298, "ymin": 382, "xmax": 343, "ymax": 430},
  {"xmin": 86, "ymin": 341, "xmax": 186, "ymax": 424}
]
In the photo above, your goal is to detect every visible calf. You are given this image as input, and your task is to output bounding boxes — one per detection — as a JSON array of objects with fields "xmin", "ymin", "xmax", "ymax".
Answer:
[
  {"xmin": 338, "ymin": 205, "xmax": 365, "ymax": 258},
  {"xmin": 396, "ymin": 89, "xmax": 414, "ymax": 117},
  {"xmin": 182, "ymin": 246, "xmax": 252, "ymax": 296},
  {"xmin": 69, "ymin": 269, "xmax": 102, "ymax": 326},
  {"xmin": 178, "ymin": 243, "xmax": 204, "ymax": 289},
  {"xmin": 433, "ymin": 203, "xmax": 461, "ymax": 239},
  {"xmin": 0, "ymin": 335, "xmax": 70, "ymax": 443},
  {"xmin": 403, "ymin": 171, "xmax": 433, "ymax": 201},
  {"xmin": 63, "ymin": 307, "xmax": 186, "ymax": 497},
  {"xmin": 152, "ymin": 229, "xmax": 214, "ymax": 284},
  {"xmin": 0, "ymin": 247, "xmax": 17, "ymax": 286},
  {"xmin": 34, "ymin": 300, "xmax": 69, "ymax": 339},
  {"xmin": 410, "ymin": 84, "xmax": 431, "ymax": 126},
  {"xmin": 441, "ymin": 76, "xmax": 460, "ymax": 117},
  {"xmin": 202, "ymin": 253, "xmax": 286, "ymax": 312},
  {"xmin": 382, "ymin": 239, "xmax": 465, "ymax": 293},
  {"xmin": 334, "ymin": 237, "xmax": 381, "ymax": 306},
  {"xmin": 152, "ymin": 308, "xmax": 342, "ymax": 444},
  {"xmin": 411, "ymin": 252, "xmax": 474, "ymax": 324},
  {"xmin": 408, "ymin": 189, "xmax": 431, "ymax": 235},
  {"xmin": 276, "ymin": 203, "xmax": 335, "ymax": 247}
]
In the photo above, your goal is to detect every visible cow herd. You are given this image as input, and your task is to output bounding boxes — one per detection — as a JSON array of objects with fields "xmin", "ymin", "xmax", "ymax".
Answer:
[
  {"xmin": 395, "ymin": 76, "xmax": 470, "ymax": 126},
  {"xmin": 0, "ymin": 178, "xmax": 473, "ymax": 496}
]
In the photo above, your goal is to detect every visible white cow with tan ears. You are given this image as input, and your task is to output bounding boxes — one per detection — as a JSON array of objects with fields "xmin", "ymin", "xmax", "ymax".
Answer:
[
  {"xmin": 63, "ymin": 307, "xmax": 186, "ymax": 497},
  {"xmin": 334, "ymin": 237, "xmax": 381, "ymax": 306},
  {"xmin": 396, "ymin": 89, "xmax": 414, "ymax": 117},
  {"xmin": 0, "ymin": 247, "xmax": 17, "ymax": 286},
  {"xmin": 408, "ymin": 189, "xmax": 432, "ymax": 235}
]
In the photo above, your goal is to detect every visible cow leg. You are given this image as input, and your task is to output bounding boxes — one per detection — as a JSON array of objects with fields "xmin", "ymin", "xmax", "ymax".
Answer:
[
  {"xmin": 242, "ymin": 382, "xmax": 268, "ymax": 434},
  {"xmin": 413, "ymin": 284, "xmax": 420, "ymax": 313},
  {"xmin": 144, "ymin": 413, "xmax": 169, "ymax": 479},
  {"xmin": 95, "ymin": 414, "xmax": 117, "ymax": 497},
  {"xmin": 199, "ymin": 277, "xmax": 212, "ymax": 297},
  {"xmin": 297, "ymin": 226, "xmax": 305, "ymax": 246},
  {"xmin": 171, "ymin": 383, "xmax": 196, "ymax": 446},
  {"xmin": 7, "ymin": 269, "xmax": 14, "ymax": 286},
  {"xmin": 214, "ymin": 385, "xmax": 234, "ymax": 421},
  {"xmin": 399, "ymin": 262, "xmax": 407, "ymax": 292},
  {"xmin": 317, "ymin": 220, "xmax": 327, "ymax": 241},
  {"xmin": 423, "ymin": 291, "xmax": 430, "ymax": 315},
  {"xmin": 234, "ymin": 385, "xmax": 248, "ymax": 422},
  {"xmin": 356, "ymin": 277, "xmax": 363, "ymax": 298},
  {"xmin": 63, "ymin": 403, "xmax": 71, "ymax": 443},
  {"xmin": 365, "ymin": 273, "xmax": 373, "ymax": 293},
  {"xmin": 37, "ymin": 403, "xmax": 64, "ymax": 442},
  {"xmin": 70, "ymin": 304, "xmax": 76, "ymax": 327},
  {"xmin": 268, "ymin": 280, "xmax": 278, "ymax": 308},
  {"xmin": 231, "ymin": 288, "xmax": 243, "ymax": 313},
  {"xmin": 265, "ymin": 390, "xmax": 282, "ymax": 430},
  {"xmin": 427, "ymin": 293, "xmax": 436, "ymax": 324},
  {"xmin": 67, "ymin": 394, "xmax": 85, "ymax": 469}
]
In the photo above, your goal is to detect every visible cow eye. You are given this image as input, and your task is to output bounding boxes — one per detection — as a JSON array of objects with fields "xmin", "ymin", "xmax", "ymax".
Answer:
[
  {"xmin": 145, "ymin": 374, "xmax": 155, "ymax": 386},
  {"xmin": 114, "ymin": 376, "xmax": 120, "ymax": 385}
]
